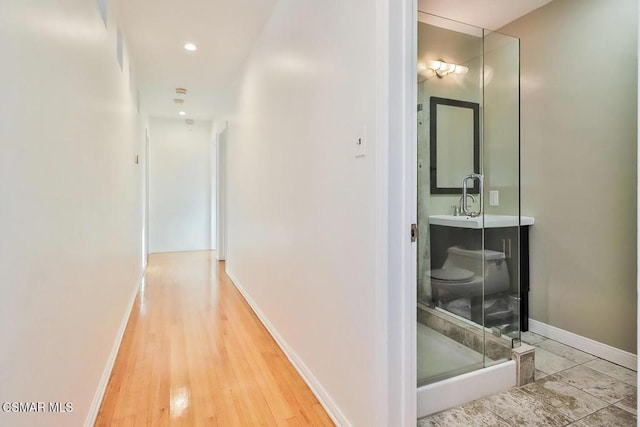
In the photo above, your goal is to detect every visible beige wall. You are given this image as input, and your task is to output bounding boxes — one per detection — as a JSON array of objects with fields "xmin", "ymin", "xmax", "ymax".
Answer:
[
  {"xmin": 502, "ymin": 0, "xmax": 638, "ymax": 353},
  {"xmin": 417, "ymin": 22, "xmax": 483, "ymax": 216},
  {"xmin": 417, "ymin": 22, "xmax": 521, "ymax": 218},
  {"xmin": 483, "ymin": 32, "xmax": 520, "ymax": 216}
]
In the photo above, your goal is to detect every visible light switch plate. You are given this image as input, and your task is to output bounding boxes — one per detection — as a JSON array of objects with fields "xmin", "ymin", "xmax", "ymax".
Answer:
[{"xmin": 489, "ymin": 190, "xmax": 499, "ymax": 206}]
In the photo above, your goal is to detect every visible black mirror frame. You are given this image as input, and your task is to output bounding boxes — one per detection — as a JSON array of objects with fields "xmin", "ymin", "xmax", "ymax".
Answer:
[{"xmin": 429, "ymin": 96, "xmax": 480, "ymax": 194}]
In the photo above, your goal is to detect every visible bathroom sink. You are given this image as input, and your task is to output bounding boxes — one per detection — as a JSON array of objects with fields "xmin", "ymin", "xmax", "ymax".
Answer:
[{"xmin": 428, "ymin": 214, "xmax": 534, "ymax": 229}]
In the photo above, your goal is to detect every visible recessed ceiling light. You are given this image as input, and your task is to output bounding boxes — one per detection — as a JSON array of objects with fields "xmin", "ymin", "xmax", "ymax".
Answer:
[
  {"xmin": 184, "ymin": 43, "xmax": 197, "ymax": 51},
  {"xmin": 179, "ymin": 111, "xmax": 186, "ymax": 116}
]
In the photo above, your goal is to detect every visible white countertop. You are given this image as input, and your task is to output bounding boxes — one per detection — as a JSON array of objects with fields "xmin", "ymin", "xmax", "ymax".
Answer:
[{"xmin": 428, "ymin": 214, "xmax": 535, "ymax": 229}]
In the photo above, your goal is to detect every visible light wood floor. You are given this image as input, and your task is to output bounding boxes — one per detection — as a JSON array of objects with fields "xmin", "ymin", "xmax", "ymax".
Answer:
[{"xmin": 96, "ymin": 251, "xmax": 334, "ymax": 426}]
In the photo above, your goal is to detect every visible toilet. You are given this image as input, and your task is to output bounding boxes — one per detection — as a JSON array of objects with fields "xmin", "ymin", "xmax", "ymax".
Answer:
[{"xmin": 429, "ymin": 246, "xmax": 510, "ymax": 309}]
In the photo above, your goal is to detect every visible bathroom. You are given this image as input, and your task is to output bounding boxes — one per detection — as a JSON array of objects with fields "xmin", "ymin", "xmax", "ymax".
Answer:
[{"xmin": 415, "ymin": 0, "xmax": 637, "ymax": 419}]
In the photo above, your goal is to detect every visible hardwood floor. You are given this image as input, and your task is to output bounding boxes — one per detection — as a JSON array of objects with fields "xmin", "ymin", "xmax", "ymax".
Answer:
[{"xmin": 96, "ymin": 251, "xmax": 334, "ymax": 426}]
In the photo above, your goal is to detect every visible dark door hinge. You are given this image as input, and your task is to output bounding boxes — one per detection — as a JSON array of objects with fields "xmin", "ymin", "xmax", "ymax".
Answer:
[{"xmin": 411, "ymin": 223, "xmax": 418, "ymax": 242}]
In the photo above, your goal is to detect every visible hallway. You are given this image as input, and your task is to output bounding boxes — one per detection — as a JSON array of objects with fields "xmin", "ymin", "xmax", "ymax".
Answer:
[{"xmin": 96, "ymin": 252, "xmax": 333, "ymax": 426}]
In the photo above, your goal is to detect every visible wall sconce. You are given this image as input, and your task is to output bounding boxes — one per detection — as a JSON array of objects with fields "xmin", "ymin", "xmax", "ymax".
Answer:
[{"xmin": 418, "ymin": 60, "xmax": 469, "ymax": 78}]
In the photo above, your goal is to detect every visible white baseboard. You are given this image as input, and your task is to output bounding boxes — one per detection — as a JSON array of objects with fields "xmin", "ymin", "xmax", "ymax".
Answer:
[
  {"xmin": 529, "ymin": 319, "xmax": 637, "ymax": 371},
  {"xmin": 417, "ymin": 361, "xmax": 516, "ymax": 418},
  {"xmin": 225, "ymin": 268, "xmax": 350, "ymax": 427},
  {"xmin": 84, "ymin": 277, "xmax": 141, "ymax": 427}
]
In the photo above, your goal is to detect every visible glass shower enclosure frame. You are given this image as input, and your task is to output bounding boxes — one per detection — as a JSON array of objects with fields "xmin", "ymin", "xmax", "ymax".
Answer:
[{"xmin": 416, "ymin": 12, "xmax": 522, "ymax": 389}]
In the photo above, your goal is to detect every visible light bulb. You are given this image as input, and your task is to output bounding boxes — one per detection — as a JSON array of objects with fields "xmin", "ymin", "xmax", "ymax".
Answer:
[
  {"xmin": 453, "ymin": 65, "xmax": 469, "ymax": 74},
  {"xmin": 427, "ymin": 60, "xmax": 469, "ymax": 77},
  {"xmin": 428, "ymin": 60, "xmax": 444, "ymax": 71}
]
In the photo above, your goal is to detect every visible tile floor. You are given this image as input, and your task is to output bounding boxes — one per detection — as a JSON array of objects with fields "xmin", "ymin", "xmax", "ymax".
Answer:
[{"xmin": 417, "ymin": 331, "xmax": 637, "ymax": 426}]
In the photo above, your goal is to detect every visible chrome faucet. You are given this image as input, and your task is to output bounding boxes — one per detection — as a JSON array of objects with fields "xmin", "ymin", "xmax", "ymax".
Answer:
[
  {"xmin": 459, "ymin": 194, "xmax": 476, "ymax": 216},
  {"xmin": 461, "ymin": 174, "xmax": 484, "ymax": 217}
]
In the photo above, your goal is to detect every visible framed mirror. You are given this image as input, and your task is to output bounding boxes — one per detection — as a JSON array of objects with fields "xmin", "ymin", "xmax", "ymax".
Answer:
[{"xmin": 430, "ymin": 96, "xmax": 480, "ymax": 194}]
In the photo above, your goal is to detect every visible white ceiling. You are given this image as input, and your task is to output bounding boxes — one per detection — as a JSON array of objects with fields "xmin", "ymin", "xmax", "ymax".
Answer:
[
  {"xmin": 119, "ymin": 0, "xmax": 553, "ymax": 121},
  {"xmin": 117, "ymin": 0, "xmax": 278, "ymax": 121},
  {"xmin": 418, "ymin": 0, "xmax": 554, "ymax": 31}
]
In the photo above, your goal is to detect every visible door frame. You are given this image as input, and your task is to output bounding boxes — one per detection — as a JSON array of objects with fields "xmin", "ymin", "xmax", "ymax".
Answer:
[
  {"xmin": 216, "ymin": 122, "xmax": 228, "ymax": 261},
  {"xmin": 210, "ymin": 134, "xmax": 217, "ymax": 251},
  {"xmin": 143, "ymin": 127, "xmax": 150, "ymax": 266},
  {"xmin": 384, "ymin": 0, "xmax": 417, "ymax": 424}
]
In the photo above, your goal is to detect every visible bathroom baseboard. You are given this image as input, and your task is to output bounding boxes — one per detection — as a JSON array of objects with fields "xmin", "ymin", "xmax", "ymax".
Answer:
[
  {"xmin": 528, "ymin": 319, "xmax": 637, "ymax": 371},
  {"xmin": 225, "ymin": 268, "xmax": 351, "ymax": 427},
  {"xmin": 84, "ymin": 275, "xmax": 142, "ymax": 427}
]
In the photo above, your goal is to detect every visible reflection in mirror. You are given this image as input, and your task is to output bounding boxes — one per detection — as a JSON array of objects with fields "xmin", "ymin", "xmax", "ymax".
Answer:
[{"xmin": 429, "ymin": 97, "xmax": 479, "ymax": 194}]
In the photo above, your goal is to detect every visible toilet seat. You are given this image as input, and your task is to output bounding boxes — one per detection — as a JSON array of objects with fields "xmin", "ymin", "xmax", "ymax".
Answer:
[
  {"xmin": 428, "ymin": 246, "xmax": 510, "ymax": 303},
  {"xmin": 430, "ymin": 275, "xmax": 484, "ymax": 299},
  {"xmin": 428, "ymin": 267, "xmax": 474, "ymax": 283}
]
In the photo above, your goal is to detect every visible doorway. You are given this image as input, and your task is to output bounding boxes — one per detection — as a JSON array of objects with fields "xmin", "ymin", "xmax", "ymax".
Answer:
[
  {"xmin": 216, "ymin": 125, "xmax": 228, "ymax": 260},
  {"xmin": 415, "ymin": 11, "xmax": 522, "ymax": 416}
]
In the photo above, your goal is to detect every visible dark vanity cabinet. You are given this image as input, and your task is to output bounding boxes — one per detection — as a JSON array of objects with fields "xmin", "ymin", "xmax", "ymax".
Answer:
[{"xmin": 430, "ymin": 224, "xmax": 531, "ymax": 331}]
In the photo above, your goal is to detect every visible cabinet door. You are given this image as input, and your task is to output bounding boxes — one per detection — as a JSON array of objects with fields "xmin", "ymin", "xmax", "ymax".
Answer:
[{"xmin": 484, "ymin": 227, "xmax": 519, "ymax": 294}]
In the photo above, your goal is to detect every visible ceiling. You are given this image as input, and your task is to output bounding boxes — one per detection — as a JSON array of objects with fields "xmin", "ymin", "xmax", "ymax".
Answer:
[
  {"xmin": 418, "ymin": 0, "xmax": 553, "ymax": 31},
  {"xmin": 118, "ymin": 0, "xmax": 553, "ymax": 121},
  {"xmin": 117, "ymin": 0, "xmax": 277, "ymax": 121}
]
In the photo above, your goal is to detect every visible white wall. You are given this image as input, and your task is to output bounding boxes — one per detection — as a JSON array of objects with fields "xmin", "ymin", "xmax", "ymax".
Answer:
[
  {"xmin": 224, "ymin": 1, "xmax": 387, "ymax": 425},
  {"xmin": 0, "ymin": 1, "xmax": 143, "ymax": 426},
  {"xmin": 148, "ymin": 118, "xmax": 212, "ymax": 253}
]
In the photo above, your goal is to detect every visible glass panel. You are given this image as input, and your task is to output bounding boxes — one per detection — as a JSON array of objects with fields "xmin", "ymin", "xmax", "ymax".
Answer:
[
  {"xmin": 482, "ymin": 30, "xmax": 521, "ymax": 361},
  {"xmin": 416, "ymin": 14, "xmax": 522, "ymax": 387},
  {"xmin": 417, "ymin": 13, "xmax": 486, "ymax": 386}
]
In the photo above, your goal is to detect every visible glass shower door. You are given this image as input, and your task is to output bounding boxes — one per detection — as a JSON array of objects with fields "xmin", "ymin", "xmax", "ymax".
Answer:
[{"xmin": 416, "ymin": 15, "xmax": 487, "ymax": 386}]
